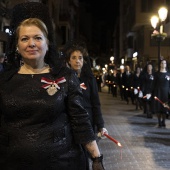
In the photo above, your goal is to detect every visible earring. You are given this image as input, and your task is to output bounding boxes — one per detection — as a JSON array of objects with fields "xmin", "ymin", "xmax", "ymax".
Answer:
[{"xmin": 16, "ymin": 47, "xmax": 19, "ymax": 54}]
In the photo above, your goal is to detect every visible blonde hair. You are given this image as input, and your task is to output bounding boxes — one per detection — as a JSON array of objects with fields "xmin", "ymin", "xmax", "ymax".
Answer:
[{"xmin": 16, "ymin": 18, "xmax": 48, "ymax": 42}]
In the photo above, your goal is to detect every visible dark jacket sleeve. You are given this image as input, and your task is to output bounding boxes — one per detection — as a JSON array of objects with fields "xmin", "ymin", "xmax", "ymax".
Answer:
[
  {"xmin": 90, "ymin": 76, "xmax": 104, "ymax": 130},
  {"xmin": 67, "ymin": 72, "xmax": 95, "ymax": 144}
]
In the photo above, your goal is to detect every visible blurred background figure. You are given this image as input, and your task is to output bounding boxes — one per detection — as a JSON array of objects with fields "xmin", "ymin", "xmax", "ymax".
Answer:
[
  {"xmin": 133, "ymin": 66, "xmax": 143, "ymax": 110},
  {"xmin": 111, "ymin": 68, "xmax": 119, "ymax": 97},
  {"xmin": 117, "ymin": 66, "xmax": 125, "ymax": 100},
  {"xmin": 141, "ymin": 63, "xmax": 155, "ymax": 118},
  {"xmin": 122, "ymin": 65, "xmax": 134, "ymax": 104},
  {"xmin": 106, "ymin": 71, "xmax": 113, "ymax": 94},
  {"xmin": 153, "ymin": 59, "xmax": 170, "ymax": 127},
  {"xmin": 95, "ymin": 72, "xmax": 103, "ymax": 92}
]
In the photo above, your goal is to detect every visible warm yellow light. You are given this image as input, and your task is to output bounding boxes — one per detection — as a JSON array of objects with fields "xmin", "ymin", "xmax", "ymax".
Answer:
[
  {"xmin": 110, "ymin": 56, "xmax": 114, "ymax": 61},
  {"xmin": 158, "ymin": 7, "xmax": 168, "ymax": 22},
  {"xmin": 150, "ymin": 15, "xmax": 159, "ymax": 29},
  {"xmin": 120, "ymin": 65, "xmax": 124, "ymax": 69}
]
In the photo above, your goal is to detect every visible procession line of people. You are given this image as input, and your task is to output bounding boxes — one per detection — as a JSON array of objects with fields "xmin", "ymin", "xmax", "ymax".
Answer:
[{"xmin": 103, "ymin": 61, "xmax": 170, "ymax": 128}]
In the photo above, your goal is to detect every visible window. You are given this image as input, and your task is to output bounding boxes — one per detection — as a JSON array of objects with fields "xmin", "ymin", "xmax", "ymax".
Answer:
[{"xmin": 127, "ymin": 36, "xmax": 133, "ymax": 48}]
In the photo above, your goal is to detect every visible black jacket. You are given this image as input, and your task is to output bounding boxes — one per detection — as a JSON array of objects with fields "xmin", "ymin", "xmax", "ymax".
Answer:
[{"xmin": 79, "ymin": 73, "xmax": 104, "ymax": 131}]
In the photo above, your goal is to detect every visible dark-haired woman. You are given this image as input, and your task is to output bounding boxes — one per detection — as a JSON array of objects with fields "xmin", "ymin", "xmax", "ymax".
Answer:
[
  {"xmin": 133, "ymin": 66, "xmax": 143, "ymax": 110},
  {"xmin": 64, "ymin": 40, "xmax": 107, "ymax": 136},
  {"xmin": 64, "ymin": 40, "xmax": 107, "ymax": 169},
  {"xmin": 153, "ymin": 60, "xmax": 170, "ymax": 127},
  {"xmin": 140, "ymin": 63, "xmax": 155, "ymax": 118}
]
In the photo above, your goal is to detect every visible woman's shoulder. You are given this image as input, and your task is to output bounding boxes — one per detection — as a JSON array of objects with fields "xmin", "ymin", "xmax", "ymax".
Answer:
[
  {"xmin": 54, "ymin": 66, "xmax": 78, "ymax": 81},
  {"xmin": 0, "ymin": 69, "xmax": 18, "ymax": 82}
]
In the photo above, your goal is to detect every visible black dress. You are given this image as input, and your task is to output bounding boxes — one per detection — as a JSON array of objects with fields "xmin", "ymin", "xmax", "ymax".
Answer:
[
  {"xmin": 133, "ymin": 73, "xmax": 143, "ymax": 110},
  {"xmin": 122, "ymin": 71, "xmax": 134, "ymax": 104},
  {"xmin": 0, "ymin": 68, "xmax": 95, "ymax": 170},
  {"xmin": 141, "ymin": 72, "xmax": 155, "ymax": 116},
  {"xmin": 153, "ymin": 72, "xmax": 170, "ymax": 113}
]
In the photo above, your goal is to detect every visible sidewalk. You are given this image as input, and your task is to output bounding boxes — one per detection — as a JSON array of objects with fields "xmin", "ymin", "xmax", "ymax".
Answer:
[{"xmin": 95, "ymin": 86, "xmax": 170, "ymax": 170}]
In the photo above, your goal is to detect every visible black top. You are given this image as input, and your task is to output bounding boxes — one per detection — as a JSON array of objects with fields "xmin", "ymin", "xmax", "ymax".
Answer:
[
  {"xmin": 133, "ymin": 74, "xmax": 141, "ymax": 89},
  {"xmin": 0, "ymin": 68, "xmax": 95, "ymax": 170},
  {"xmin": 122, "ymin": 71, "xmax": 134, "ymax": 89},
  {"xmin": 141, "ymin": 73, "xmax": 154, "ymax": 95}
]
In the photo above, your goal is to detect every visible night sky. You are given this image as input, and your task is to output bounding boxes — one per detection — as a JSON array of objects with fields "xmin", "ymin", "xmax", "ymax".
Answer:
[
  {"xmin": 79, "ymin": 0, "xmax": 120, "ymax": 63},
  {"xmin": 79, "ymin": 0, "xmax": 119, "ymax": 27}
]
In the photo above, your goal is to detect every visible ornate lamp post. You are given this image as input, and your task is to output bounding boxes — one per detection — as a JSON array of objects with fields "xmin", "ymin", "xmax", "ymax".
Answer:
[{"xmin": 150, "ymin": 7, "xmax": 168, "ymax": 67}]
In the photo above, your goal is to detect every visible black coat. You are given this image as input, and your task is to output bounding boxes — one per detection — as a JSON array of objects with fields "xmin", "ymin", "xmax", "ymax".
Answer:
[
  {"xmin": 79, "ymin": 73, "xmax": 104, "ymax": 131},
  {"xmin": 122, "ymin": 71, "xmax": 134, "ymax": 89},
  {"xmin": 140, "ymin": 73, "xmax": 154, "ymax": 96},
  {"xmin": 153, "ymin": 71, "xmax": 170, "ymax": 113}
]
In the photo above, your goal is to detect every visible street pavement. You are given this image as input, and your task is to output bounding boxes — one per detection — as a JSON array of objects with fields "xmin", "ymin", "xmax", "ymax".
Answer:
[{"xmin": 90, "ymin": 86, "xmax": 170, "ymax": 170}]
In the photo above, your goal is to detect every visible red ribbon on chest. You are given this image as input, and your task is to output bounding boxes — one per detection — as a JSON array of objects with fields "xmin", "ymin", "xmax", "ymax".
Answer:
[
  {"xmin": 80, "ymin": 82, "xmax": 87, "ymax": 90},
  {"xmin": 41, "ymin": 77, "xmax": 66, "ymax": 90}
]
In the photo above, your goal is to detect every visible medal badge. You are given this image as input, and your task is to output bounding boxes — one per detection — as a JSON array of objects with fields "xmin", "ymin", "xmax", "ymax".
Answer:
[
  {"xmin": 47, "ymin": 84, "xmax": 58, "ymax": 96},
  {"xmin": 41, "ymin": 77, "xmax": 66, "ymax": 96}
]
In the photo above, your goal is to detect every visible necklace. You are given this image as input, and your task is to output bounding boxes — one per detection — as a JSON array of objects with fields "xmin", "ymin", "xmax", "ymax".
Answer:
[{"xmin": 18, "ymin": 63, "xmax": 50, "ymax": 78}]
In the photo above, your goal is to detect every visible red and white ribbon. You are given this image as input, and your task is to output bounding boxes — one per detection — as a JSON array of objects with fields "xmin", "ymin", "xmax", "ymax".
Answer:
[
  {"xmin": 80, "ymin": 83, "xmax": 87, "ymax": 90},
  {"xmin": 41, "ymin": 77, "xmax": 66, "ymax": 90}
]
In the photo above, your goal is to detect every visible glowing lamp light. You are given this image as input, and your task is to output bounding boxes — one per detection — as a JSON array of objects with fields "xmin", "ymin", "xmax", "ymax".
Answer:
[
  {"xmin": 133, "ymin": 52, "xmax": 138, "ymax": 58},
  {"xmin": 150, "ymin": 16, "xmax": 159, "ymax": 29},
  {"xmin": 120, "ymin": 65, "xmax": 124, "ymax": 70},
  {"xmin": 158, "ymin": 7, "xmax": 168, "ymax": 22}
]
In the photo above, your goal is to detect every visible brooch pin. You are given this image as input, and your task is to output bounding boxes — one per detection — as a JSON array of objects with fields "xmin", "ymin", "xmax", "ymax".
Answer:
[
  {"xmin": 149, "ymin": 75, "xmax": 154, "ymax": 80},
  {"xmin": 80, "ymin": 83, "xmax": 87, "ymax": 90},
  {"xmin": 41, "ymin": 77, "xmax": 66, "ymax": 96},
  {"xmin": 165, "ymin": 75, "xmax": 170, "ymax": 81}
]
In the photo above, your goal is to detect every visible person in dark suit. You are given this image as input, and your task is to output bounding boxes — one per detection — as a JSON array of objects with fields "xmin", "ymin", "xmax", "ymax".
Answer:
[
  {"xmin": 133, "ymin": 66, "xmax": 143, "ymax": 110},
  {"xmin": 140, "ymin": 63, "xmax": 155, "ymax": 118},
  {"xmin": 95, "ymin": 72, "xmax": 102, "ymax": 92},
  {"xmin": 106, "ymin": 71, "xmax": 113, "ymax": 94},
  {"xmin": 122, "ymin": 65, "xmax": 134, "ymax": 104},
  {"xmin": 117, "ymin": 67, "xmax": 125, "ymax": 100},
  {"xmin": 111, "ymin": 68, "xmax": 119, "ymax": 97}
]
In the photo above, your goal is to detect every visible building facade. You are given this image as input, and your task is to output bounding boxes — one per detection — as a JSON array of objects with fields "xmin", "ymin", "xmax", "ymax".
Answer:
[
  {"xmin": 115, "ymin": 0, "xmax": 170, "ymax": 70},
  {"xmin": 0, "ymin": 0, "xmax": 79, "ymax": 55}
]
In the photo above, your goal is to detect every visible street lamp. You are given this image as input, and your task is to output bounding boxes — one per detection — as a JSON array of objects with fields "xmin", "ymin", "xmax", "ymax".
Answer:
[
  {"xmin": 121, "ymin": 58, "xmax": 124, "ymax": 65},
  {"xmin": 150, "ymin": 6, "xmax": 168, "ymax": 67},
  {"xmin": 110, "ymin": 56, "xmax": 114, "ymax": 64},
  {"xmin": 133, "ymin": 52, "xmax": 138, "ymax": 58}
]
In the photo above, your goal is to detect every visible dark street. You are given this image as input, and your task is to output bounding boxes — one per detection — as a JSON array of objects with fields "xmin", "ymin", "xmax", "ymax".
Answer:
[{"xmin": 93, "ymin": 86, "xmax": 170, "ymax": 170}]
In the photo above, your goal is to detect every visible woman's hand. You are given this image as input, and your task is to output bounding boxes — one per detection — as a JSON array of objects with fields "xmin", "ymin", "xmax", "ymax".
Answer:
[{"xmin": 97, "ymin": 128, "xmax": 108, "ymax": 139}]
